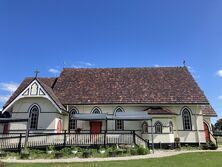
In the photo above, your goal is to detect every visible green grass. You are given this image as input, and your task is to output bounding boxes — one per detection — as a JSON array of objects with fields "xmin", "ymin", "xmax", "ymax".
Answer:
[{"xmin": 2, "ymin": 152, "xmax": 222, "ymax": 167}]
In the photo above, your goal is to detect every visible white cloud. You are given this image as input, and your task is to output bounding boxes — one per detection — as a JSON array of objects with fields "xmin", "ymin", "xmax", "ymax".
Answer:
[
  {"xmin": 218, "ymin": 95, "xmax": 222, "ymax": 100},
  {"xmin": 0, "ymin": 82, "xmax": 19, "ymax": 109},
  {"xmin": 0, "ymin": 82, "xmax": 19, "ymax": 94},
  {"xmin": 0, "ymin": 95, "xmax": 10, "ymax": 103},
  {"xmin": 72, "ymin": 61, "xmax": 95, "ymax": 68},
  {"xmin": 48, "ymin": 68, "xmax": 60, "ymax": 74},
  {"xmin": 154, "ymin": 64, "xmax": 160, "ymax": 67},
  {"xmin": 216, "ymin": 70, "xmax": 222, "ymax": 77}
]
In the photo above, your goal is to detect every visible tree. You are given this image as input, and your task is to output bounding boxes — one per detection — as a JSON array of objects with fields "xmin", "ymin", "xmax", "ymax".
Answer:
[{"xmin": 214, "ymin": 118, "xmax": 222, "ymax": 131}]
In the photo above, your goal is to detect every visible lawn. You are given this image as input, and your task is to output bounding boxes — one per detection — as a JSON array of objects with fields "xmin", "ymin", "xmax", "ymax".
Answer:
[{"xmin": 3, "ymin": 152, "xmax": 222, "ymax": 167}]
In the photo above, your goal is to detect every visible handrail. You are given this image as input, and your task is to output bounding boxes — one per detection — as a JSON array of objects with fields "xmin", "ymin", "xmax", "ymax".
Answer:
[
  {"xmin": 134, "ymin": 133, "xmax": 149, "ymax": 148},
  {"xmin": 209, "ymin": 132, "xmax": 217, "ymax": 146}
]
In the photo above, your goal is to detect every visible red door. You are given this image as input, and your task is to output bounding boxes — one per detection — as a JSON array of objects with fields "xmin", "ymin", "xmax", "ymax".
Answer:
[
  {"xmin": 57, "ymin": 120, "xmax": 62, "ymax": 133},
  {"xmin": 204, "ymin": 122, "xmax": 210, "ymax": 141},
  {"xmin": 90, "ymin": 122, "xmax": 102, "ymax": 134},
  {"xmin": 3, "ymin": 123, "xmax": 9, "ymax": 134}
]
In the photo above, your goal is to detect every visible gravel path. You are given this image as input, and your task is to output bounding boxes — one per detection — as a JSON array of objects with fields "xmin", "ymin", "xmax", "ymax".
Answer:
[{"xmin": 2, "ymin": 148, "xmax": 222, "ymax": 163}]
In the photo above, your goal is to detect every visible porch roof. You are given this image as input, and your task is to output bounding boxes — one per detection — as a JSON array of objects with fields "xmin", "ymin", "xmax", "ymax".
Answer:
[
  {"xmin": 72, "ymin": 113, "xmax": 107, "ymax": 120},
  {"xmin": 73, "ymin": 112, "xmax": 150, "ymax": 121},
  {"xmin": 0, "ymin": 118, "xmax": 29, "ymax": 123}
]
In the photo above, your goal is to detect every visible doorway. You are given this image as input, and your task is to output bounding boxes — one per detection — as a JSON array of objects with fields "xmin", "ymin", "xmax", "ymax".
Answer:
[
  {"xmin": 90, "ymin": 122, "xmax": 102, "ymax": 134},
  {"xmin": 203, "ymin": 122, "xmax": 210, "ymax": 141}
]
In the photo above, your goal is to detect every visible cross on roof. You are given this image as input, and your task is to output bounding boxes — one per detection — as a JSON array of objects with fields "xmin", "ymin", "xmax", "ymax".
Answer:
[
  {"xmin": 183, "ymin": 60, "xmax": 186, "ymax": 67},
  {"xmin": 34, "ymin": 70, "xmax": 40, "ymax": 78}
]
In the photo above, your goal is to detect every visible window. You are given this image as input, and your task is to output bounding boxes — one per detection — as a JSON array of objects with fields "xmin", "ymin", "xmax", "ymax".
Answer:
[
  {"xmin": 155, "ymin": 121, "xmax": 162, "ymax": 134},
  {"xmin": 69, "ymin": 109, "xmax": 78, "ymax": 130},
  {"xmin": 115, "ymin": 107, "xmax": 124, "ymax": 130},
  {"xmin": 169, "ymin": 121, "xmax": 173, "ymax": 133},
  {"xmin": 142, "ymin": 122, "xmax": 148, "ymax": 133},
  {"xmin": 182, "ymin": 108, "xmax": 192, "ymax": 130},
  {"xmin": 92, "ymin": 107, "xmax": 101, "ymax": 114},
  {"xmin": 29, "ymin": 104, "xmax": 39, "ymax": 130}
]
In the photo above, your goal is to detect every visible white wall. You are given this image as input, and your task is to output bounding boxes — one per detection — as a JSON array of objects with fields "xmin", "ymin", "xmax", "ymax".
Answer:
[
  {"xmin": 9, "ymin": 97, "xmax": 63, "ymax": 133},
  {"xmin": 6, "ymin": 99, "xmax": 210, "ymax": 144},
  {"xmin": 66, "ymin": 104, "xmax": 208, "ymax": 144}
]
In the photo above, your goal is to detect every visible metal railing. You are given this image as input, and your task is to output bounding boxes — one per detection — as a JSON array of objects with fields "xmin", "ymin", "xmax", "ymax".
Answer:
[{"xmin": 0, "ymin": 131, "xmax": 149, "ymax": 150}]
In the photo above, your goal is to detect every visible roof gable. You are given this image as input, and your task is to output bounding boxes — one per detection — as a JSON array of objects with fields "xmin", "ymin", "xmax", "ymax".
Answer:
[{"xmin": 2, "ymin": 78, "xmax": 66, "ymax": 113}]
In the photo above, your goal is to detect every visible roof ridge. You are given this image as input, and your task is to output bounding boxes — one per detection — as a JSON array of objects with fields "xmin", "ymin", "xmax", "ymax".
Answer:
[{"xmin": 62, "ymin": 66, "xmax": 186, "ymax": 70}]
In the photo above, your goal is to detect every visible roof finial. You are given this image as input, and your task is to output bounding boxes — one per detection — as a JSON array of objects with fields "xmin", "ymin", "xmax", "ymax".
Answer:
[
  {"xmin": 63, "ymin": 61, "xmax": 66, "ymax": 68},
  {"xmin": 183, "ymin": 60, "xmax": 186, "ymax": 67},
  {"xmin": 34, "ymin": 70, "xmax": 40, "ymax": 78}
]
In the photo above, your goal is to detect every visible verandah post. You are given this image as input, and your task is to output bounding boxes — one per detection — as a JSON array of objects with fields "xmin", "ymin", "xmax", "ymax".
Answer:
[
  {"xmin": 133, "ymin": 130, "xmax": 136, "ymax": 145},
  {"xmin": 24, "ymin": 118, "xmax": 30, "ymax": 148},
  {"xmin": 104, "ymin": 119, "xmax": 108, "ymax": 147},
  {"xmin": 18, "ymin": 133, "xmax": 22, "ymax": 151},
  {"xmin": 63, "ymin": 130, "xmax": 67, "ymax": 147}
]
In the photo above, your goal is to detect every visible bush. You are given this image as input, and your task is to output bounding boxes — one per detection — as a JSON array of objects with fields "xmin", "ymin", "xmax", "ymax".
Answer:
[
  {"xmin": 20, "ymin": 148, "xmax": 30, "ymax": 159},
  {"xmin": 82, "ymin": 150, "xmax": 92, "ymax": 158},
  {"xmin": 47, "ymin": 145, "xmax": 55, "ymax": 151},
  {"xmin": 70, "ymin": 146, "xmax": 78, "ymax": 151},
  {"xmin": 0, "ymin": 150, "xmax": 6, "ymax": 158},
  {"xmin": 130, "ymin": 148, "xmax": 138, "ymax": 155},
  {"xmin": 54, "ymin": 151, "xmax": 64, "ymax": 159},
  {"xmin": 60, "ymin": 147, "xmax": 71, "ymax": 155},
  {"xmin": 137, "ymin": 145, "xmax": 149, "ymax": 155},
  {"xmin": 107, "ymin": 146, "xmax": 118, "ymax": 157}
]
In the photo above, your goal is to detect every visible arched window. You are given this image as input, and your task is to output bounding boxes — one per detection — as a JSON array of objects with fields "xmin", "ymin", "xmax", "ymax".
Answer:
[
  {"xmin": 155, "ymin": 121, "xmax": 162, "ymax": 134},
  {"xmin": 115, "ymin": 107, "xmax": 124, "ymax": 130},
  {"xmin": 92, "ymin": 107, "xmax": 101, "ymax": 114},
  {"xmin": 169, "ymin": 121, "xmax": 173, "ymax": 133},
  {"xmin": 69, "ymin": 108, "xmax": 78, "ymax": 131},
  {"xmin": 29, "ymin": 104, "xmax": 40, "ymax": 130},
  {"xmin": 142, "ymin": 122, "xmax": 148, "ymax": 133},
  {"xmin": 182, "ymin": 108, "xmax": 192, "ymax": 130}
]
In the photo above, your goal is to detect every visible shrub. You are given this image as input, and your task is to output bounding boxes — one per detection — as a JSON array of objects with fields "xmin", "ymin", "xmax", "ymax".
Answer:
[
  {"xmin": 137, "ymin": 145, "xmax": 149, "ymax": 155},
  {"xmin": 70, "ymin": 146, "xmax": 78, "ymax": 151},
  {"xmin": 61, "ymin": 147, "xmax": 71, "ymax": 156},
  {"xmin": 98, "ymin": 146, "xmax": 106, "ymax": 154},
  {"xmin": 20, "ymin": 148, "xmax": 30, "ymax": 159},
  {"xmin": 82, "ymin": 150, "xmax": 92, "ymax": 158},
  {"xmin": 0, "ymin": 150, "xmax": 6, "ymax": 157},
  {"xmin": 47, "ymin": 145, "xmax": 55, "ymax": 151},
  {"xmin": 130, "ymin": 148, "xmax": 138, "ymax": 155},
  {"xmin": 106, "ymin": 145, "xmax": 118, "ymax": 157},
  {"xmin": 54, "ymin": 151, "xmax": 64, "ymax": 159}
]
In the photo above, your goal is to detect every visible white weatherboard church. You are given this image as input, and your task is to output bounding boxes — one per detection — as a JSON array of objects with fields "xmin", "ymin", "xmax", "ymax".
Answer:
[{"xmin": 0, "ymin": 67, "xmax": 217, "ymax": 148}]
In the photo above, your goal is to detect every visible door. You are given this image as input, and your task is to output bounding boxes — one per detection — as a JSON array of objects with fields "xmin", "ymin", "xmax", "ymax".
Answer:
[
  {"xmin": 57, "ymin": 119, "xmax": 62, "ymax": 133},
  {"xmin": 204, "ymin": 122, "xmax": 210, "ymax": 141},
  {"xmin": 90, "ymin": 122, "xmax": 102, "ymax": 134},
  {"xmin": 3, "ymin": 123, "xmax": 9, "ymax": 134}
]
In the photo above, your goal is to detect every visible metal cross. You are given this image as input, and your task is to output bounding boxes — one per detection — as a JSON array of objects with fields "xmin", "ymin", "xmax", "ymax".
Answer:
[
  {"xmin": 183, "ymin": 60, "xmax": 186, "ymax": 67},
  {"xmin": 34, "ymin": 70, "xmax": 40, "ymax": 78}
]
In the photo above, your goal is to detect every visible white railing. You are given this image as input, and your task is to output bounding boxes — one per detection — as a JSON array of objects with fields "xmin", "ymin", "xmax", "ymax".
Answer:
[
  {"xmin": 0, "ymin": 137, "xmax": 20, "ymax": 149},
  {"xmin": 67, "ymin": 134, "xmax": 105, "ymax": 145},
  {"xmin": 106, "ymin": 134, "xmax": 133, "ymax": 144}
]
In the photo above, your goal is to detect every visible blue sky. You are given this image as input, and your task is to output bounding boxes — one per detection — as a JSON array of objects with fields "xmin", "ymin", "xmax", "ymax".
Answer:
[{"xmin": 0, "ymin": 0, "xmax": 222, "ymax": 122}]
